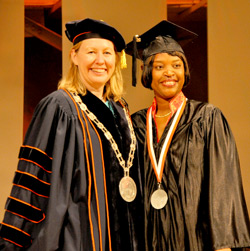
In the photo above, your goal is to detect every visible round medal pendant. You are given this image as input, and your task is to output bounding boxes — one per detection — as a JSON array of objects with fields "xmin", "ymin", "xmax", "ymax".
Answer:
[
  {"xmin": 150, "ymin": 189, "xmax": 168, "ymax": 209},
  {"xmin": 119, "ymin": 176, "xmax": 137, "ymax": 202}
]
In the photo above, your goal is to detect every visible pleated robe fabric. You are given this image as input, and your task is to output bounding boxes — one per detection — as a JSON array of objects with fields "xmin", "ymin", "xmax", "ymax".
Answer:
[
  {"xmin": 132, "ymin": 99, "xmax": 250, "ymax": 251},
  {"xmin": 0, "ymin": 89, "xmax": 144, "ymax": 251}
]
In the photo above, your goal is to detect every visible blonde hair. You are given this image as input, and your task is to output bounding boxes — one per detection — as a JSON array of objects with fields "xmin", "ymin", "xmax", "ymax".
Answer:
[{"xmin": 58, "ymin": 41, "xmax": 124, "ymax": 101}]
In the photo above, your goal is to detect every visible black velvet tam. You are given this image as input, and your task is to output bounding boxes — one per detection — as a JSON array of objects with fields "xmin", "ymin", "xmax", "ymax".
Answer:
[{"xmin": 65, "ymin": 18, "xmax": 126, "ymax": 52}]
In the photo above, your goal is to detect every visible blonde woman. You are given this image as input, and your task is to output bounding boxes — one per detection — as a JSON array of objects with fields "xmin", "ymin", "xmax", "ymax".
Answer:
[{"xmin": 0, "ymin": 18, "xmax": 143, "ymax": 251}]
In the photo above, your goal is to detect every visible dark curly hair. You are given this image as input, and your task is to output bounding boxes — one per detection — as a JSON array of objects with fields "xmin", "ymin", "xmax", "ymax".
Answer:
[{"xmin": 141, "ymin": 51, "xmax": 190, "ymax": 89}]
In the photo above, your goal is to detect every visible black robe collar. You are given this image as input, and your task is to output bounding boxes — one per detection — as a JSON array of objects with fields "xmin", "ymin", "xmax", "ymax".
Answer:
[{"xmin": 79, "ymin": 91, "xmax": 131, "ymax": 159}]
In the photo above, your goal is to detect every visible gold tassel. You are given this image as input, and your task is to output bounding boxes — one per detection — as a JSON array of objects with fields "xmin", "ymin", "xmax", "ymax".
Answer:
[{"xmin": 120, "ymin": 49, "xmax": 127, "ymax": 69}]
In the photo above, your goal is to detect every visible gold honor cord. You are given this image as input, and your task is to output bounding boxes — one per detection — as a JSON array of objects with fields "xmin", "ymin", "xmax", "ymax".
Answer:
[
  {"xmin": 147, "ymin": 99, "xmax": 186, "ymax": 209},
  {"xmin": 72, "ymin": 93, "xmax": 137, "ymax": 202}
]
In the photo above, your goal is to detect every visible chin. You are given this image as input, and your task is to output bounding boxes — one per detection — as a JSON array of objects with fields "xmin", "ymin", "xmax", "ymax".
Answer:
[{"xmin": 91, "ymin": 77, "xmax": 109, "ymax": 85}]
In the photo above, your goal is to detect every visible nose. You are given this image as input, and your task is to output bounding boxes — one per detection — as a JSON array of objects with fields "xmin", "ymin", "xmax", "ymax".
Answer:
[
  {"xmin": 95, "ymin": 52, "xmax": 105, "ymax": 64},
  {"xmin": 163, "ymin": 68, "xmax": 175, "ymax": 77}
]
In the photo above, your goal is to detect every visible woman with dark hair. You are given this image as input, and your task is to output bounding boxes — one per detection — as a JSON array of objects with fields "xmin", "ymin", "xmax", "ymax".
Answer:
[
  {"xmin": 0, "ymin": 18, "xmax": 143, "ymax": 251},
  {"xmin": 127, "ymin": 20, "xmax": 250, "ymax": 251}
]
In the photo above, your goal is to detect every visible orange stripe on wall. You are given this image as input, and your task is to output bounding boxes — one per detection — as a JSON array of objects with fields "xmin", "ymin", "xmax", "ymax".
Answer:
[{"xmin": 24, "ymin": 0, "xmax": 60, "ymax": 6}]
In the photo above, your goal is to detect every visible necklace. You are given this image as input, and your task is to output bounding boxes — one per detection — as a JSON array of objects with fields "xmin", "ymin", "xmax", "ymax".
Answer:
[
  {"xmin": 72, "ymin": 92, "xmax": 137, "ymax": 202},
  {"xmin": 155, "ymin": 111, "xmax": 171, "ymax": 118}
]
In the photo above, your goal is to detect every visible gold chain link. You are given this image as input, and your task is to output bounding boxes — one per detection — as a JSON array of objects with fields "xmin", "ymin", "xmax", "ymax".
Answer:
[{"xmin": 72, "ymin": 93, "xmax": 136, "ymax": 174}]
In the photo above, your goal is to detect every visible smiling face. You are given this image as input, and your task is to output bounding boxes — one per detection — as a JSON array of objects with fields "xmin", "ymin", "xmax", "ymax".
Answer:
[
  {"xmin": 151, "ymin": 53, "xmax": 185, "ymax": 101},
  {"xmin": 71, "ymin": 38, "xmax": 116, "ymax": 93}
]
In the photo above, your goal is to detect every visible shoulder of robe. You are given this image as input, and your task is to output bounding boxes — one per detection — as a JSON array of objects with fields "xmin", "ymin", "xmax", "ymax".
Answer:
[
  {"xmin": 119, "ymin": 97, "xmax": 128, "ymax": 107},
  {"xmin": 187, "ymin": 99, "xmax": 223, "ymax": 120},
  {"xmin": 37, "ymin": 89, "xmax": 79, "ymax": 117},
  {"xmin": 131, "ymin": 108, "xmax": 148, "ymax": 119},
  {"xmin": 131, "ymin": 109, "xmax": 148, "ymax": 129}
]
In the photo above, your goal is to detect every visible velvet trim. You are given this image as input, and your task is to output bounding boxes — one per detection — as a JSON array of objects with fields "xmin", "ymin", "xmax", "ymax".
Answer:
[
  {"xmin": 80, "ymin": 91, "xmax": 132, "ymax": 160},
  {"xmin": 0, "ymin": 223, "xmax": 31, "ymax": 248},
  {"xmin": 13, "ymin": 171, "xmax": 50, "ymax": 198},
  {"xmin": 6, "ymin": 197, "xmax": 45, "ymax": 223},
  {"xmin": 19, "ymin": 146, "xmax": 52, "ymax": 172}
]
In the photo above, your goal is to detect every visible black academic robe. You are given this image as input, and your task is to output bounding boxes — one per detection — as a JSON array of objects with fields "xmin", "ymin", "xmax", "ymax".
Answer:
[
  {"xmin": 0, "ymin": 89, "xmax": 144, "ymax": 251},
  {"xmin": 132, "ymin": 99, "xmax": 250, "ymax": 251}
]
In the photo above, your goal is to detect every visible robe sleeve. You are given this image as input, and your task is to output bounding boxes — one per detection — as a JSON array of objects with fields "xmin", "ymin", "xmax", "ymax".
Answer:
[
  {"xmin": 205, "ymin": 107, "xmax": 250, "ymax": 250},
  {"xmin": 0, "ymin": 90, "xmax": 81, "ymax": 250}
]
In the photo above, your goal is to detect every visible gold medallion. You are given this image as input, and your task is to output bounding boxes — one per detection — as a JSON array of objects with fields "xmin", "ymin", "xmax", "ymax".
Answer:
[{"xmin": 119, "ymin": 176, "xmax": 137, "ymax": 202}]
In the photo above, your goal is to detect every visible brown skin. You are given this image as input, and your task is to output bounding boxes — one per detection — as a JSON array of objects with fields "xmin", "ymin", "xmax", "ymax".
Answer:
[
  {"xmin": 151, "ymin": 53, "xmax": 185, "ymax": 139},
  {"xmin": 154, "ymin": 101, "xmax": 171, "ymax": 141}
]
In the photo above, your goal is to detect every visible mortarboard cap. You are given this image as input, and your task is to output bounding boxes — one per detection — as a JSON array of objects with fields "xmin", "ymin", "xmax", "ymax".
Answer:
[
  {"xmin": 65, "ymin": 18, "xmax": 126, "ymax": 52},
  {"xmin": 125, "ymin": 20, "xmax": 198, "ymax": 86}
]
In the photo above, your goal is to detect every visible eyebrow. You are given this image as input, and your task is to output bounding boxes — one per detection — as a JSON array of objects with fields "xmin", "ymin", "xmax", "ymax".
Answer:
[
  {"xmin": 153, "ymin": 59, "xmax": 182, "ymax": 63},
  {"xmin": 85, "ymin": 46, "xmax": 114, "ymax": 51}
]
